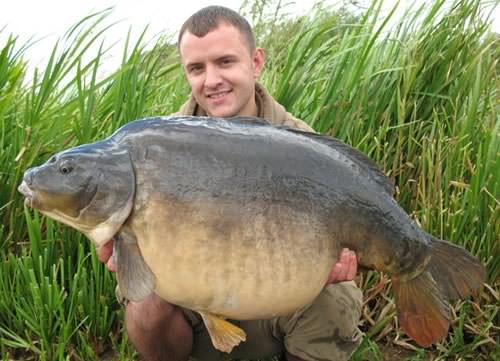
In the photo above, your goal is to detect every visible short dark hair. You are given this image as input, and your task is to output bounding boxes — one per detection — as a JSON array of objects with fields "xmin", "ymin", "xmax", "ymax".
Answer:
[{"xmin": 178, "ymin": 6, "xmax": 256, "ymax": 52}]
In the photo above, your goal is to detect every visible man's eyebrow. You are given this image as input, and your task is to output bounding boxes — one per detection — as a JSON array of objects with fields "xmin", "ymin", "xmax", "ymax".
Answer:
[
  {"xmin": 219, "ymin": 54, "xmax": 236, "ymax": 60},
  {"xmin": 184, "ymin": 53, "xmax": 238, "ymax": 68},
  {"xmin": 184, "ymin": 61, "xmax": 203, "ymax": 68}
]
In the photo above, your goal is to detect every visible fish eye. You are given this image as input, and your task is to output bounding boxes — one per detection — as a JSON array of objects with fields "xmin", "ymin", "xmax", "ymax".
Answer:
[{"xmin": 59, "ymin": 163, "xmax": 74, "ymax": 175}]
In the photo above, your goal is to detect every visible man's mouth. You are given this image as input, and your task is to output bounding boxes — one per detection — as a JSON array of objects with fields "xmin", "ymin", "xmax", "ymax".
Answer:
[{"xmin": 207, "ymin": 90, "xmax": 232, "ymax": 99}]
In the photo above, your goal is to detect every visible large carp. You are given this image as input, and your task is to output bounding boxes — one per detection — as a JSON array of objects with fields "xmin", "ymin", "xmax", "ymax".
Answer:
[{"xmin": 18, "ymin": 116, "xmax": 485, "ymax": 352}]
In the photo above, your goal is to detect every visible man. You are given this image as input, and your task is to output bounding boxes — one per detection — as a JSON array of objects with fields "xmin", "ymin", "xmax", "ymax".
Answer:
[{"xmin": 98, "ymin": 6, "xmax": 362, "ymax": 361}]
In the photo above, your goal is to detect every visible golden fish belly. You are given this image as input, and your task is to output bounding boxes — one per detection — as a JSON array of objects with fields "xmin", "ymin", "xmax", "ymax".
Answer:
[{"xmin": 134, "ymin": 199, "xmax": 334, "ymax": 319}]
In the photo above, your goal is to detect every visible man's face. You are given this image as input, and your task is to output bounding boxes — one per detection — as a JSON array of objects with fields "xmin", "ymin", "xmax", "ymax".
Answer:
[{"xmin": 179, "ymin": 23, "xmax": 265, "ymax": 118}]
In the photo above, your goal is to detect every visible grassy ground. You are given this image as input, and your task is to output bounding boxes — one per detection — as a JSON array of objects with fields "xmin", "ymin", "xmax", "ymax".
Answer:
[{"xmin": 0, "ymin": 0, "xmax": 499, "ymax": 360}]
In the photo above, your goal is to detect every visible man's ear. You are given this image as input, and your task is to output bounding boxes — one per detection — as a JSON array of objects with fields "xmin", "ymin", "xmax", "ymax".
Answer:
[{"xmin": 253, "ymin": 47, "xmax": 265, "ymax": 78}]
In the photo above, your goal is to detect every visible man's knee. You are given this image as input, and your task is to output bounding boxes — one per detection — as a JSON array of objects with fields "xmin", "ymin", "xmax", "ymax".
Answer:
[
  {"xmin": 276, "ymin": 281, "xmax": 363, "ymax": 361},
  {"xmin": 125, "ymin": 294, "xmax": 193, "ymax": 361},
  {"xmin": 320, "ymin": 281, "xmax": 363, "ymax": 340},
  {"xmin": 126, "ymin": 294, "xmax": 178, "ymax": 332}
]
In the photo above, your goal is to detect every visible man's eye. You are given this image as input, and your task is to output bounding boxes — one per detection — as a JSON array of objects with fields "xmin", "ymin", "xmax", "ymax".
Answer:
[{"xmin": 189, "ymin": 66, "xmax": 203, "ymax": 74}]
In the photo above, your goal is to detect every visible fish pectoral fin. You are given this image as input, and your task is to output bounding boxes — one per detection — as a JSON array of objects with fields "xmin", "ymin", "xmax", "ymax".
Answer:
[
  {"xmin": 199, "ymin": 312, "xmax": 246, "ymax": 353},
  {"xmin": 114, "ymin": 232, "xmax": 155, "ymax": 302}
]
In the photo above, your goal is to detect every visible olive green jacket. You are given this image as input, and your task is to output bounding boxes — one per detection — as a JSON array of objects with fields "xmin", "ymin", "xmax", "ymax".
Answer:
[{"xmin": 175, "ymin": 83, "xmax": 315, "ymax": 133}]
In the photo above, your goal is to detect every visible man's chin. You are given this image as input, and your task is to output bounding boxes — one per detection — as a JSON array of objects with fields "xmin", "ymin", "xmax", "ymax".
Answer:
[{"xmin": 206, "ymin": 107, "xmax": 238, "ymax": 118}]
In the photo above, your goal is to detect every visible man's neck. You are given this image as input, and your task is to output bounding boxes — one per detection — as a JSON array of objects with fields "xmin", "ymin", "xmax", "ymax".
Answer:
[{"xmin": 236, "ymin": 98, "xmax": 259, "ymax": 118}]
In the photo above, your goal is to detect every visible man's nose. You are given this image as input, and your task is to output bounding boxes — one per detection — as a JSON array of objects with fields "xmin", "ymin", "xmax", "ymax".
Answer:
[{"xmin": 204, "ymin": 65, "xmax": 222, "ymax": 87}]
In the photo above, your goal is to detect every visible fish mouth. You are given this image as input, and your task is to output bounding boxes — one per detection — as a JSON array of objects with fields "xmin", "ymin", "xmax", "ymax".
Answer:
[{"xmin": 18, "ymin": 181, "xmax": 40, "ymax": 209}]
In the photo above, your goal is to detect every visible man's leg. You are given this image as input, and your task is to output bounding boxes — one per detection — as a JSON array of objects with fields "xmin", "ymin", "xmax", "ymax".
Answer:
[
  {"xmin": 274, "ymin": 281, "xmax": 363, "ymax": 361},
  {"xmin": 126, "ymin": 293, "xmax": 193, "ymax": 361}
]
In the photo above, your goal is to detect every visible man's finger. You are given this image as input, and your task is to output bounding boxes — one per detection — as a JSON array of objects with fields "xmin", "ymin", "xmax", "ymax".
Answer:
[
  {"xmin": 326, "ymin": 248, "xmax": 358, "ymax": 284},
  {"xmin": 339, "ymin": 248, "xmax": 350, "ymax": 264},
  {"xmin": 97, "ymin": 240, "xmax": 113, "ymax": 263},
  {"xmin": 346, "ymin": 251, "xmax": 357, "ymax": 280},
  {"xmin": 107, "ymin": 257, "xmax": 117, "ymax": 272},
  {"xmin": 335, "ymin": 249, "xmax": 350, "ymax": 281},
  {"xmin": 327, "ymin": 263, "xmax": 343, "ymax": 284}
]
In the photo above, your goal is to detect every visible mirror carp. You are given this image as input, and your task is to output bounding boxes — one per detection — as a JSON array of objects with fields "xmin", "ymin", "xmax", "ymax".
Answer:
[{"xmin": 18, "ymin": 116, "xmax": 485, "ymax": 352}]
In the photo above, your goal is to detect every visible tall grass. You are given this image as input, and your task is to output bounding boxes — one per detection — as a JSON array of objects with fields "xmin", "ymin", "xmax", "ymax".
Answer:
[
  {"xmin": 1, "ymin": 0, "xmax": 498, "ymax": 359},
  {"xmin": 265, "ymin": 0, "xmax": 499, "ymax": 278}
]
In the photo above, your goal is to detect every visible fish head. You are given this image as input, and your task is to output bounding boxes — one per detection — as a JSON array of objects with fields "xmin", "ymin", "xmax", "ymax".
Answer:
[{"xmin": 18, "ymin": 141, "xmax": 135, "ymax": 246}]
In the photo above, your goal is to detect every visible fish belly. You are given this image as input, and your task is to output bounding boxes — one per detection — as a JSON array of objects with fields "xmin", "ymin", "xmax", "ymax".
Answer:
[{"xmin": 134, "ymin": 199, "xmax": 335, "ymax": 319}]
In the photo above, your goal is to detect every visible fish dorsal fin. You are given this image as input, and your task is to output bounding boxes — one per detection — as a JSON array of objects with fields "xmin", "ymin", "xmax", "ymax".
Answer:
[
  {"xmin": 114, "ymin": 230, "xmax": 155, "ymax": 302},
  {"xmin": 285, "ymin": 128, "xmax": 395, "ymax": 196}
]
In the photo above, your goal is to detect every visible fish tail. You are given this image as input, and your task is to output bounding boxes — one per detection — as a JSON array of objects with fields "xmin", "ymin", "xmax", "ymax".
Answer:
[
  {"xmin": 426, "ymin": 237, "xmax": 486, "ymax": 300},
  {"xmin": 392, "ymin": 271, "xmax": 451, "ymax": 347},
  {"xmin": 392, "ymin": 236, "xmax": 485, "ymax": 347}
]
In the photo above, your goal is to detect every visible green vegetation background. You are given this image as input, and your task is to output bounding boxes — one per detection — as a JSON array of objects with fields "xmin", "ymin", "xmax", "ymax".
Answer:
[{"xmin": 0, "ymin": 0, "xmax": 498, "ymax": 360}]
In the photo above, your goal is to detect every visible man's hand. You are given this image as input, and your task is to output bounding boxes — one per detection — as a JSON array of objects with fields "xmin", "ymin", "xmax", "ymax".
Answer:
[
  {"xmin": 97, "ymin": 240, "xmax": 117, "ymax": 272},
  {"xmin": 326, "ymin": 248, "xmax": 357, "ymax": 285}
]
